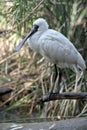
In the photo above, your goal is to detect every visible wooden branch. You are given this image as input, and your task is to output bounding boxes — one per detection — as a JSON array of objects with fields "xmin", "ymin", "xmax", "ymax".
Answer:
[
  {"xmin": 0, "ymin": 87, "xmax": 13, "ymax": 95},
  {"xmin": 38, "ymin": 92, "xmax": 87, "ymax": 103}
]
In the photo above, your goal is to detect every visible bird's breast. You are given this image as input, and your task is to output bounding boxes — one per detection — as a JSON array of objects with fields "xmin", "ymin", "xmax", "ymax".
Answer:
[{"xmin": 28, "ymin": 32, "xmax": 41, "ymax": 52}]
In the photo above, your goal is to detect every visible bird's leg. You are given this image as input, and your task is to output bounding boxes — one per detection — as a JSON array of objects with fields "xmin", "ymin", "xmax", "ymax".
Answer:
[
  {"xmin": 54, "ymin": 64, "xmax": 58, "ymax": 81},
  {"xmin": 49, "ymin": 64, "xmax": 58, "ymax": 95},
  {"xmin": 50, "ymin": 65, "xmax": 62, "ymax": 93},
  {"xmin": 56, "ymin": 68, "xmax": 62, "ymax": 93},
  {"xmin": 48, "ymin": 64, "xmax": 62, "ymax": 99}
]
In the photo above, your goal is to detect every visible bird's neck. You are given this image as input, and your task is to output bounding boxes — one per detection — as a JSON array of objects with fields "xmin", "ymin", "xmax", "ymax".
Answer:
[{"xmin": 28, "ymin": 31, "xmax": 44, "ymax": 52}]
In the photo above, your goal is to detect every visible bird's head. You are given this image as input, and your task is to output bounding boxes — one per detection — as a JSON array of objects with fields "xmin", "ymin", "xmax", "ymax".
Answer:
[
  {"xmin": 33, "ymin": 18, "xmax": 48, "ymax": 31},
  {"xmin": 14, "ymin": 18, "xmax": 48, "ymax": 51}
]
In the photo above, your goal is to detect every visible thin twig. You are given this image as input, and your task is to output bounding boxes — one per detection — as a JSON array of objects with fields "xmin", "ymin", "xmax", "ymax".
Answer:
[
  {"xmin": 0, "ymin": 53, "xmax": 17, "ymax": 65},
  {"xmin": 0, "ymin": 88, "xmax": 25, "ymax": 107}
]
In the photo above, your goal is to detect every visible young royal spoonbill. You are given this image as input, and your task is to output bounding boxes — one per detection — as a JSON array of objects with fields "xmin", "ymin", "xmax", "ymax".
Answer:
[{"xmin": 15, "ymin": 18, "xmax": 86, "ymax": 94}]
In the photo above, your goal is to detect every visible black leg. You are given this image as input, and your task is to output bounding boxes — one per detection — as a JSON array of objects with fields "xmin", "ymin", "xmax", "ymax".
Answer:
[
  {"xmin": 56, "ymin": 68, "xmax": 62, "ymax": 93},
  {"xmin": 54, "ymin": 64, "xmax": 58, "ymax": 81},
  {"xmin": 50, "ymin": 65, "xmax": 62, "ymax": 94},
  {"xmin": 44, "ymin": 65, "xmax": 62, "ymax": 100},
  {"xmin": 49, "ymin": 64, "xmax": 58, "ymax": 94}
]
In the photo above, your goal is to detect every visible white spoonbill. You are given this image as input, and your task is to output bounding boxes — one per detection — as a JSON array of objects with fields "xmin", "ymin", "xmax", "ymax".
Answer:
[{"xmin": 15, "ymin": 18, "xmax": 86, "ymax": 94}]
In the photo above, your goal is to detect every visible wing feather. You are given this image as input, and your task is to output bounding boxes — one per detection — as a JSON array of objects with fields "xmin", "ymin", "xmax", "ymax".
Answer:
[{"xmin": 39, "ymin": 29, "xmax": 78, "ymax": 67}]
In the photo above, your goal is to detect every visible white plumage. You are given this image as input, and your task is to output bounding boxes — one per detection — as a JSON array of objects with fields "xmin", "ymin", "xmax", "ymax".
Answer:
[{"xmin": 15, "ymin": 18, "xmax": 86, "ymax": 91}]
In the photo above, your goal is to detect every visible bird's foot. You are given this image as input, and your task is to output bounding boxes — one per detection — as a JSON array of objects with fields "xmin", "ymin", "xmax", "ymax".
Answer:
[
  {"xmin": 47, "ymin": 91, "xmax": 53, "ymax": 100},
  {"xmin": 45, "ymin": 91, "xmax": 55, "ymax": 101}
]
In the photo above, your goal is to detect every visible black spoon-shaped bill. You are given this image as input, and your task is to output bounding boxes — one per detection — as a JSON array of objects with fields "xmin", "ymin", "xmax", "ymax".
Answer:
[{"xmin": 14, "ymin": 25, "xmax": 39, "ymax": 51}]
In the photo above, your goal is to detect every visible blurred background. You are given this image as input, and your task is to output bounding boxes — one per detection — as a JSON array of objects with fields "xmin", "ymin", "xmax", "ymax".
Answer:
[{"xmin": 0, "ymin": 0, "xmax": 87, "ymax": 122}]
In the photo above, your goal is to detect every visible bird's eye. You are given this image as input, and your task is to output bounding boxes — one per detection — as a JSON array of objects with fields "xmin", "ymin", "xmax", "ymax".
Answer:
[{"xmin": 34, "ymin": 24, "xmax": 39, "ymax": 31}]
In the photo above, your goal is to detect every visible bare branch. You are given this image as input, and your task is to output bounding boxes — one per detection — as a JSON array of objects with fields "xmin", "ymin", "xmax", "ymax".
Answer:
[{"xmin": 38, "ymin": 92, "xmax": 87, "ymax": 103}]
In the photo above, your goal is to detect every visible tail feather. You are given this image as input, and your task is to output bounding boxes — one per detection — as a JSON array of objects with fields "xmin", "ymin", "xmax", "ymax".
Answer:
[{"xmin": 77, "ymin": 53, "xmax": 86, "ymax": 70}]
